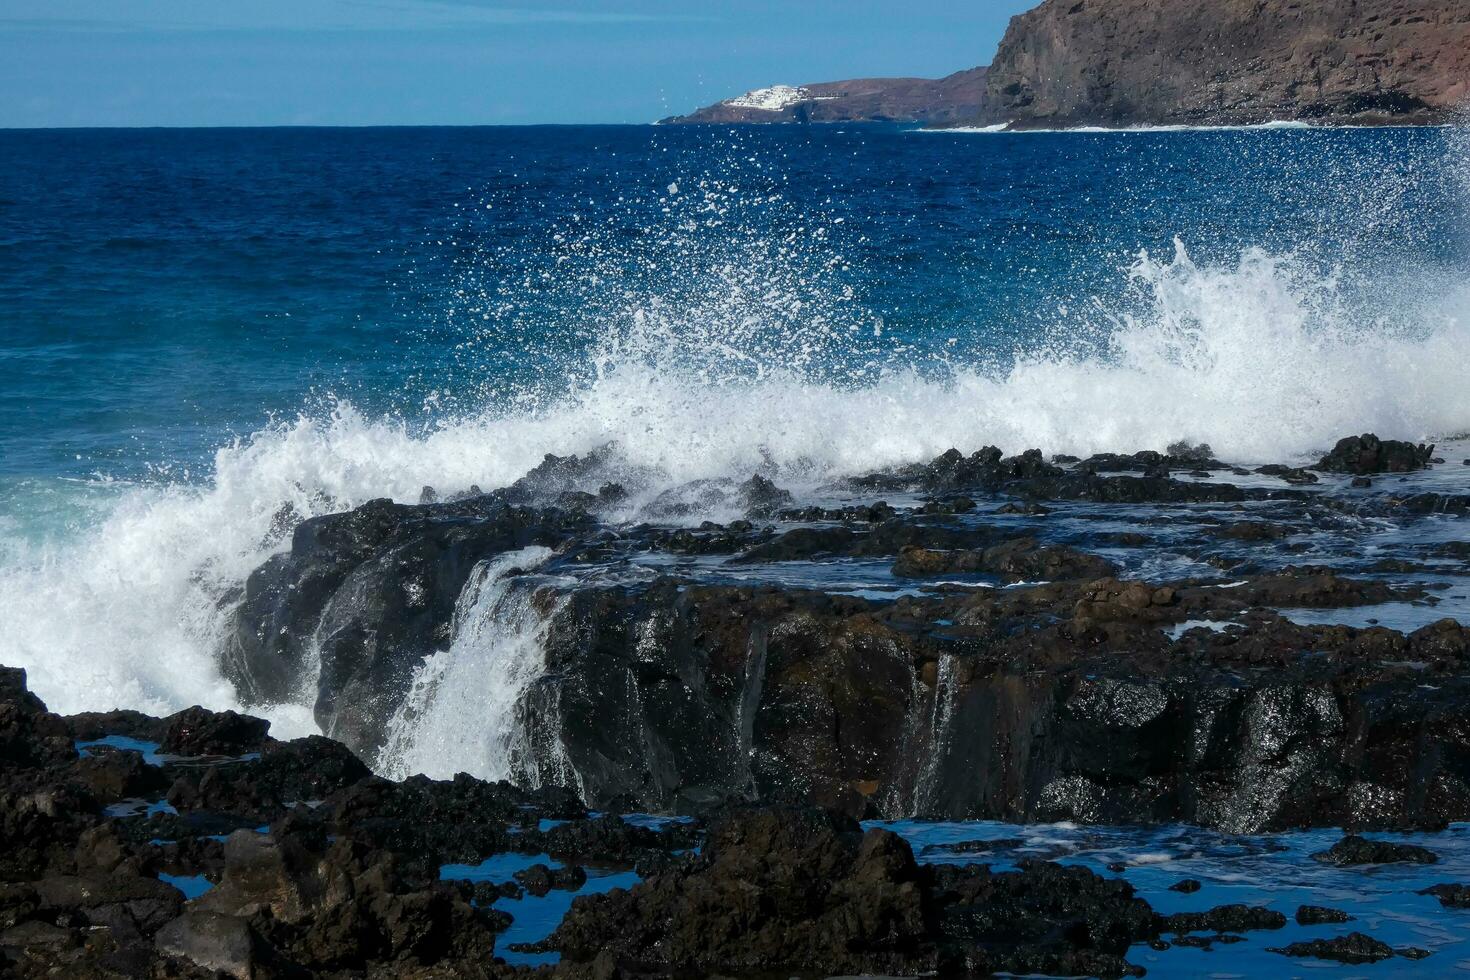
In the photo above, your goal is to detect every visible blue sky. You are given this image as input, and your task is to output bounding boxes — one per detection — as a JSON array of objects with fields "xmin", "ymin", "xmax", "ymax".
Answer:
[{"xmin": 0, "ymin": 1, "xmax": 1036, "ymax": 126}]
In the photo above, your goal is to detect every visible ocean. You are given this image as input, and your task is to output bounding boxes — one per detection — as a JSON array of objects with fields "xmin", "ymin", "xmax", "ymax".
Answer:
[
  {"xmin": 4, "ymin": 123, "xmax": 1468, "ymax": 715},
  {"xmin": 4, "ymin": 123, "xmax": 1470, "ymax": 973}
]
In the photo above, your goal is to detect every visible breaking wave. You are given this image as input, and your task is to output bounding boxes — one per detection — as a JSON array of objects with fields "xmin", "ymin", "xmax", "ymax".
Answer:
[{"xmin": 1, "ymin": 138, "xmax": 1468, "ymax": 736}]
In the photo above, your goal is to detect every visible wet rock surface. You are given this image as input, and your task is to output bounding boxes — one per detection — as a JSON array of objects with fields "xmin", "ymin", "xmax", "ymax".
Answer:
[
  {"xmin": 0, "ymin": 669, "xmax": 594, "ymax": 977},
  {"xmin": 1268, "ymin": 930, "xmax": 1422, "ymax": 964},
  {"xmin": 222, "ymin": 500, "xmax": 593, "ymax": 759},
  {"xmin": 205, "ymin": 434, "xmax": 1470, "ymax": 834},
  {"xmin": 0, "ymin": 668, "xmax": 1214, "ymax": 978},
  {"xmin": 1419, "ymin": 882, "xmax": 1470, "ymax": 908},
  {"xmin": 543, "ymin": 806, "xmax": 1165, "ymax": 978},
  {"xmin": 159, "ymin": 705, "xmax": 271, "ymax": 757},
  {"xmin": 1295, "ymin": 904, "xmax": 1353, "ymax": 925},
  {"xmin": 1313, "ymin": 835, "xmax": 1440, "ymax": 866},
  {"xmin": 1159, "ymin": 904, "xmax": 1287, "ymax": 935},
  {"xmin": 1315, "ymin": 433, "xmax": 1436, "ymax": 475}
]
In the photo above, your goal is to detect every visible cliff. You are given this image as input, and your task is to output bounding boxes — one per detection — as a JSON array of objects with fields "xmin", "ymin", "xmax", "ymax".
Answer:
[
  {"xmin": 977, "ymin": 0, "xmax": 1470, "ymax": 128},
  {"xmin": 659, "ymin": 67, "xmax": 988, "ymax": 125}
]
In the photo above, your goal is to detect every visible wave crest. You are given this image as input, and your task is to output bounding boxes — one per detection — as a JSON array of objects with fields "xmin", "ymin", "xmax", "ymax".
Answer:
[{"xmin": 2, "ymin": 226, "xmax": 1467, "ymax": 724}]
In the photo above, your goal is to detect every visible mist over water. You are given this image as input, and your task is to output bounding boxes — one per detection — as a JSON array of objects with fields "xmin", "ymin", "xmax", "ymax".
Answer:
[{"xmin": 0, "ymin": 124, "xmax": 1467, "ymax": 726}]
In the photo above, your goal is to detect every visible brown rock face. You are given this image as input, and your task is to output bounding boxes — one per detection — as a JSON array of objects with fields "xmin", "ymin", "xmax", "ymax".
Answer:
[
  {"xmin": 661, "ymin": 67, "xmax": 989, "ymax": 124},
  {"xmin": 979, "ymin": 0, "xmax": 1470, "ymax": 128}
]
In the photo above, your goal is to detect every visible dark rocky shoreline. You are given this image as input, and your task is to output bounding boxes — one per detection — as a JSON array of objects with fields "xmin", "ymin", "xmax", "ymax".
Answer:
[
  {"xmin": 3, "ymin": 667, "xmax": 1459, "ymax": 978},
  {"xmin": 6, "ymin": 431, "xmax": 1470, "ymax": 976}
]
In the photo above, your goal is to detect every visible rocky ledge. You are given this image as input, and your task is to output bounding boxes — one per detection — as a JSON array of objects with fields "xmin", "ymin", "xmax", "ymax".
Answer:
[{"xmin": 220, "ymin": 431, "xmax": 1470, "ymax": 834}]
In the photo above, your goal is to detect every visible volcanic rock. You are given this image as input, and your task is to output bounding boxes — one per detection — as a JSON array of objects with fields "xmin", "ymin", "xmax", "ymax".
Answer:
[
  {"xmin": 514, "ymin": 862, "xmax": 586, "ymax": 897},
  {"xmin": 977, "ymin": 0, "xmax": 1470, "ymax": 129},
  {"xmin": 159, "ymin": 705, "xmax": 271, "ymax": 757},
  {"xmin": 1160, "ymin": 904, "xmax": 1286, "ymax": 934},
  {"xmin": 1312, "ymin": 835, "xmax": 1439, "ymax": 866},
  {"xmin": 1419, "ymin": 882, "xmax": 1470, "ymax": 908},
  {"xmin": 155, "ymin": 911, "xmax": 267, "ymax": 980},
  {"xmin": 221, "ymin": 500, "xmax": 591, "ymax": 760},
  {"xmin": 1315, "ymin": 433, "xmax": 1436, "ymax": 474},
  {"xmin": 737, "ymin": 474, "xmax": 794, "ymax": 518},
  {"xmin": 546, "ymin": 806, "xmax": 1154, "ymax": 978},
  {"xmin": 166, "ymin": 734, "xmax": 371, "ymax": 823},
  {"xmin": 891, "ymin": 538, "xmax": 1115, "ymax": 581},
  {"xmin": 1268, "ymin": 931, "xmax": 1400, "ymax": 964},
  {"xmin": 1, "ymin": 667, "xmax": 76, "ymax": 770}
]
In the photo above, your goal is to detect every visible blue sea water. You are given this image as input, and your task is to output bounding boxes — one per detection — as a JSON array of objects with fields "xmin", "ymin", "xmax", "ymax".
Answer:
[
  {"xmin": 158, "ymin": 872, "xmax": 215, "ymax": 900},
  {"xmin": 4, "ymin": 124, "xmax": 1470, "ymax": 975},
  {"xmin": 76, "ymin": 734, "xmax": 165, "ymax": 764},
  {"xmin": 2, "ymin": 125, "xmax": 1466, "ymax": 497}
]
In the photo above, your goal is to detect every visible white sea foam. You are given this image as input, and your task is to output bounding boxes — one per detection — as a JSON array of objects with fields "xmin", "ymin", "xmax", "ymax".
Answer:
[{"xmin": 2, "ymin": 239, "xmax": 1468, "ymax": 729}]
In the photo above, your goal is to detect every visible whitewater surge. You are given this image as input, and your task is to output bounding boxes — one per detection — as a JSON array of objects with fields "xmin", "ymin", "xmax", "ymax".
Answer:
[
  {"xmin": 0, "ymin": 238, "xmax": 1468, "ymax": 736},
  {"xmin": 378, "ymin": 546, "xmax": 559, "ymax": 782},
  {"xmin": 6, "ymin": 108, "xmax": 1470, "ymax": 757},
  {"xmin": 296, "ymin": 241, "xmax": 1470, "ymax": 476}
]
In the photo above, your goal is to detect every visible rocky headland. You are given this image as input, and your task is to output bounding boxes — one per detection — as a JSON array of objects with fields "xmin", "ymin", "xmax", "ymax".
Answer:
[
  {"xmin": 6, "ymin": 430, "xmax": 1470, "ymax": 976},
  {"xmin": 975, "ymin": 0, "xmax": 1470, "ymax": 129},
  {"xmin": 658, "ymin": 69, "xmax": 988, "ymax": 125},
  {"xmin": 664, "ymin": 0, "xmax": 1470, "ymax": 129}
]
